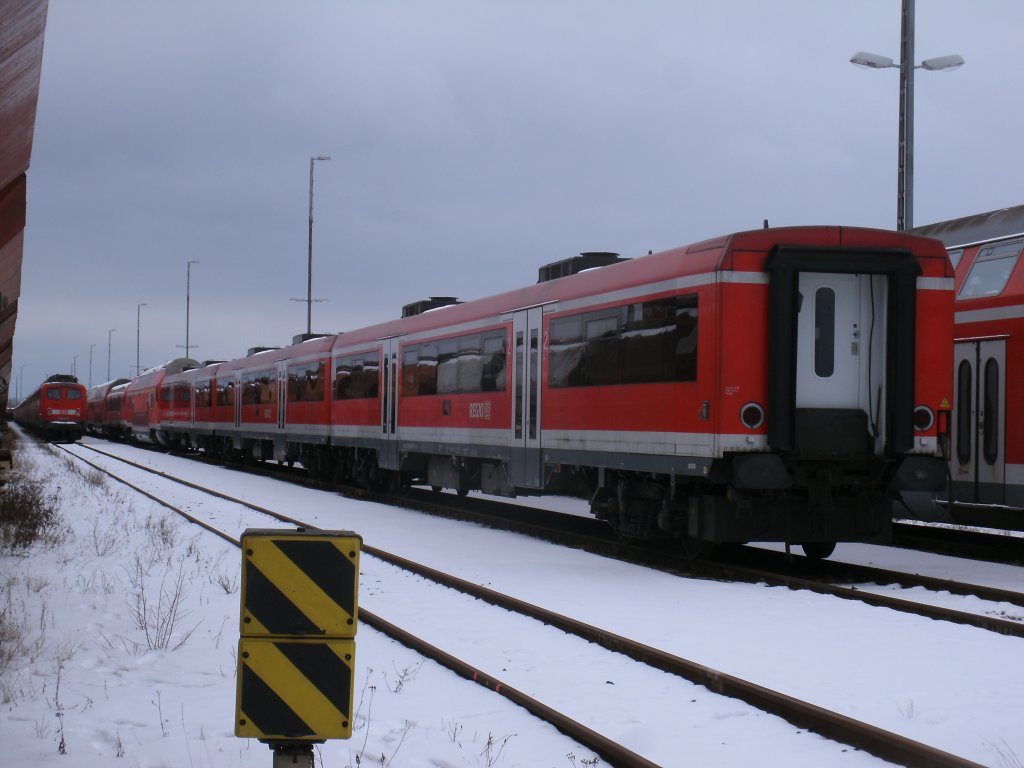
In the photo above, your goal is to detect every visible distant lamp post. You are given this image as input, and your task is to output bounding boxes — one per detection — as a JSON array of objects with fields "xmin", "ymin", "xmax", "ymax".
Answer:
[
  {"xmin": 851, "ymin": 0, "xmax": 963, "ymax": 231},
  {"xmin": 107, "ymin": 328, "xmax": 117, "ymax": 381},
  {"xmin": 294, "ymin": 155, "xmax": 331, "ymax": 336},
  {"xmin": 89, "ymin": 343, "xmax": 96, "ymax": 387},
  {"xmin": 18, "ymin": 364, "xmax": 25, "ymax": 401},
  {"xmin": 136, "ymin": 302, "xmax": 147, "ymax": 375},
  {"xmin": 72, "ymin": 354, "xmax": 78, "ymax": 377},
  {"xmin": 185, "ymin": 261, "xmax": 199, "ymax": 360}
]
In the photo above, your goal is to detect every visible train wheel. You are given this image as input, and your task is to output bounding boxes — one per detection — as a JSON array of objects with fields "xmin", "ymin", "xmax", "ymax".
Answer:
[{"xmin": 800, "ymin": 542, "xmax": 836, "ymax": 560}]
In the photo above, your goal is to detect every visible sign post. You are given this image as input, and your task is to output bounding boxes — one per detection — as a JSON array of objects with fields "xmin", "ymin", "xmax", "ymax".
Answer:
[{"xmin": 235, "ymin": 528, "xmax": 361, "ymax": 767}]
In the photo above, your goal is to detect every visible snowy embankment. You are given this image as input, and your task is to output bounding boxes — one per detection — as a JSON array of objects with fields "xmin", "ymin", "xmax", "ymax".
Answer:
[{"xmin": 2, "ymin": 434, "xmax": 1024, "ymax": 767}]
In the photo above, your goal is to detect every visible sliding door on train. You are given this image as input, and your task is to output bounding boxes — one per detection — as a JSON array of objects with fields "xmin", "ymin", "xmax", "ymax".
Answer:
[{"xmin": 952, "ymin": 339, "xmax": 1006, "ymax": 504}]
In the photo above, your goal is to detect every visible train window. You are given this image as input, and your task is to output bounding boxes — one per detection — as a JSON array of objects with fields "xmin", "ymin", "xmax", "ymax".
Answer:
[
  {"xmin": 288, "ymin": 361, "xmax": 325, "ymax": 403},
  {"xmin": 46, "ymin": 389, "xmax": 60, "ymax": 400},
  {"xmin": 481, "ymin": 333, "xmax": 506, "ymax": 392},
  {"xmin": 217, "ymin": 380, "xmax": 235, "ymax": 406},
  {"xmin": 242, "ymin": 371, "xmax": 276, "ymax": 404},
  {"xmin": 335, "ymin": 352, "xmax": 380, "ymax": 400},
  {"xmin": 160, "ymin": 386, "xmax": 172, "ymax": 403},
  {"xmin": 983, "ymin": 358, "xmax": 999, "ymax": 466},
  {"xmin": 814, "ymin": 288, "xmax": 836, "ymax": 378},
  {"xmin": 549, "ymin": 315, "xmax": 583, "ymax": 388},
  {"xmin": 582, "ymin": 313, "xmax": 620, "ymax": 386},
  {"xmin": 956, "ymin": 360, "xmax": 972, "ymax": 466},
  {"xmin": 195, "ymin": 381, "xmax": 212, "ymax": 408},
  {"xmin": 436, "ymin": 339, "xmax": 459, "ymax": 394},
  {"xmin": 401, "ymin": 331, "xmax": 504, "ymax": 396},
  {"xmin": 65, "ymin": 388, "xmax": 82, "ymax": 400},
  {"xmin": 947, "ymin": 249, "xmax": 963, "ymax": 269},
  {"xmin": 550, "ymin": 294, "xmax": 699, "ymax": 389},
  {"xmin": 958, "ymin": 239, "xmax": 1023, "ymax": 299},
  {"xmin": 174, "ymin": 384, "xmax": 191, "ymax": 404}
]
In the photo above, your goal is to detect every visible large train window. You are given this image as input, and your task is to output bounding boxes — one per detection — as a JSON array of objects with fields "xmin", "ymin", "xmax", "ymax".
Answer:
[
  {"xmin": 958, "ymin": 239, "xmax": 1023, "ymax": 299},
  {"xmin": 242, "ymin": 370, "xmax": 276, "ymax": 405},
  {"xmin": 66, "ymin": 388, "xmax": 82, "ymax": 400},
  {"xmin": 983, "ymin": 358, "xmax": 999, "ymax": 466},
  {"xmin": 287, "ymin": 361, "xmax": 325, "ymax": 403},
  {"xmin": 814, "ymin": 288, "xmax": 836, "ymax": 377},
  {"xmin": 549, "ymin": 294, "xmax": 698, "ymax": 388},
  {"xmin": 956, "ymin": 360, "xmax": 972, "ymax": 465},
  {"xmin": 401, "ymin": 330, "xmax": 507, "ymax": 397},
  {"xmin": 334, "ymin": 352, "xmax": 380, "ymax": 400}
]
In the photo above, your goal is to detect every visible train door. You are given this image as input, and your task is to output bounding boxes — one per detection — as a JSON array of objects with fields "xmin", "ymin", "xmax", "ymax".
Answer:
[
  {"xmin": 380, "ymin": 338, "xmax": 400, "ymax": 470},
  {"xmin": 795, "ymin": 273, "xmax": 862, "ymax": 408},
  {"xmin": 510, "ymin": 307, "xmax": 543, "ymax": 488},
  {"xmin": 952, "ymin": 339, "xmax": 1006, "ymax": 503},
  {"xmin": 277, "ymin": 364, "xmax": 287, "ymax": 431},
  {"xmin": 234, "ymin": 372, "xmax": 241, "ymax": 428}
]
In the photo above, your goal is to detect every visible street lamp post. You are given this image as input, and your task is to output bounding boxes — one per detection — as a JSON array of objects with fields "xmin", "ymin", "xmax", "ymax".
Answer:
[
  {"xmin": 185, "ymin": 261, "xmax": 199, "ymax": 359},
  {"xmin": 107, "ymin": 328, "xmax": 117, "ymax": 381},
  {"xmin": 72, "ymin": 355, "xmax": 78, "ymax": 377},
  {"xmin": 89, "ymin": 343, "xmax": 96, "ymax": 387},
  {"xmin": 137, "ymin": 302, "xmax": 147, "ymax": 375},
  {"xmin": 305, "ymin": 155, "xmax": 330, "ymax": 335},
  {"xmin": 851, "ymin": 0, "xmax": 963, "ymax": 231}
]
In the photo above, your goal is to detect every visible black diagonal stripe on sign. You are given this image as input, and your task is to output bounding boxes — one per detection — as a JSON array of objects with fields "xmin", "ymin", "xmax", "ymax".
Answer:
[
  {"xmin": 274, "ymin": 540, "xmax": 357, "ymax": 618},
  {"xmin": 245, "ymin": 559, "xmax": 321, "ymax": 635},
  {"xmin": 276, "ymin": 641, "xmax": 353, "ymax": 719},
  {"xmin": 240, "ymin": 662, "xmax": 314, "ymax": 738}
]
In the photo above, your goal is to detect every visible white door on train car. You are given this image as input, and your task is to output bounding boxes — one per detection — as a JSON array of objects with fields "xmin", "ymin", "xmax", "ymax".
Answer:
[
  {"xmin": 510, "ymin": 307, "xmax": 543, "ymax": 488},
  {"xmin": 795, "ymin": 273, "xmax": 863, "ymax": 408},
  {"xmin": 952, "ymin": 339, "xmax": 1006, "ymax": 504},
  {"xmin": 380, "ymin": 337, "xmax": 400, "ymax": 470}
]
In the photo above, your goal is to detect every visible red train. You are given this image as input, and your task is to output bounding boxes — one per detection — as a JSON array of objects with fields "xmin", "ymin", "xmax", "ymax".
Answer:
[
  {"xmin": 88, "ymin": 225, "xmax": 954, "ymax": 557},
  {"xmin": 14, "ymin": 374, "xmax": 88, "ymax": 442},
  {"xmin": 912, "ymin": 205, "xmax": 1024, "ymax": 529}
]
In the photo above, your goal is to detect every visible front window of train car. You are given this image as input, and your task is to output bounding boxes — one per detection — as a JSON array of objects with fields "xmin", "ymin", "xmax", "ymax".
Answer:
[
  {"xmin": 958, "ymin": 239, "xmax": 1023, "ymax": 299},
  {"xmin": 46, "ymin": 389, "xmax": 60, "ymax": 400},
  {"xmin": 66, "ymin": 388, "xmax": 82, "ymax": 400}
]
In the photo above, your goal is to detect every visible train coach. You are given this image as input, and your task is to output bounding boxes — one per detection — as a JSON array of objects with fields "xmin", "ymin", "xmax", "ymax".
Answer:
[
  {"xmin": 13, "ymin": 374, "xmax": 87, "ymax": 442},
  {"xmin": 912, "ymin": 205, "xmax": 1024, "ymax": 528},
  {"xmin": 148, "ymin": 225, "xmax": 953, "ymax": 558}
]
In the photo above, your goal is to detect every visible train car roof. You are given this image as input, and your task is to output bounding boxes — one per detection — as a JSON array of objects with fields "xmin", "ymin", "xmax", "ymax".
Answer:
[{"xmin": 912, "ymin": 204, "xmax": 1024, "ymax": 248}]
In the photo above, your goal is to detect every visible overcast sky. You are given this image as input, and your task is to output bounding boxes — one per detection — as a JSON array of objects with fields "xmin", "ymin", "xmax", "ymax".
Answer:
[{"xmin": 13, "ymin": 0, "xmax": 1024, "ymax": 394}]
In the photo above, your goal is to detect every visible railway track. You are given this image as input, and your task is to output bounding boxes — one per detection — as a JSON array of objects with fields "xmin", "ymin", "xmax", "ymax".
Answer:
[{"xmin": 60, "ymin": 441, "xmax": 993, "ymax": 768}]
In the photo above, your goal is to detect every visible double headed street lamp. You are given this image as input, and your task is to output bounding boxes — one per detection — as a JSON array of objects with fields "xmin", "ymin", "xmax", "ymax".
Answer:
[
  {"xmin": 185, "ymin": 261, "xmax": 199, "ymax": 359},
  {"xmin": 107, "ymin": 328, "xmax": 116, "ymax": 381},
  {"xmin": 851, "ymin": 0, "xmax": 963, "ymax": 231},
  {"xmin": 137, "ymin": 302, "xmax": 147, "ymax": 375},
  {"xmin": 296, "ymin": 155, "xmax": 331, "ymax": 337}
]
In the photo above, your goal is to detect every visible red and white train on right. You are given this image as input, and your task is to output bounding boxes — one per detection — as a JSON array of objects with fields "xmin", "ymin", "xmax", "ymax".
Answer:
[{"xmin": 913, "ymin": 204, "xmax": 1024, "ymax": 529}]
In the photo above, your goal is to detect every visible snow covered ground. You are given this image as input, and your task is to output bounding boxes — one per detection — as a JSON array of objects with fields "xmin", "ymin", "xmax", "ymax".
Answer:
[{"xmin": 1, "ymin": 434, "xmax": 1023, "ymax": 767}]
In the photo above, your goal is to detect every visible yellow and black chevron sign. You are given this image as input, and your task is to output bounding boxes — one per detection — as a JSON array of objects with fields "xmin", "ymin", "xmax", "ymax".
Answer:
[
  {"xmin": 236, "ymin": 529, "xmax": 362, "ymax": 742},
  {"xmin": 236, "ymin": 637, "xmax": 355, "ymax": 740},
  {"xmin": 240, "ymin": 529, "xmax": 361, "ymax": 638}
]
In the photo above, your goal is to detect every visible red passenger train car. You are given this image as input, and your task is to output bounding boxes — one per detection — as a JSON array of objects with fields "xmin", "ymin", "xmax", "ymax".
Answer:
[
  {"xmin": 145, "ymin": 225, "xmax": 952, "ymax": 557},
  {"xmin": 913, "ymin": 205, "xmax": 1024, "ymax": 528},
  {"xmin": 13, "ymin": 374, "xmax": 87, "ymax": 442},
  {"xmin": 85, "ymin": 378, "xmax": 130, "ymax": 437}
]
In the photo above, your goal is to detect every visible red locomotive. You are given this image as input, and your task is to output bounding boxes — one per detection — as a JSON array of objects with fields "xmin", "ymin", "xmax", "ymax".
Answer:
[
  {"xmin": 912, "ymin": 205, "xmax": 1024, "ymax": 529},
  {"xmin": 138, "ymin": 225, "xmax": 952, "ymax": 558},
  {"xmin": 14, "ymin": 374, "xmax": 88, "ymax": 442}
]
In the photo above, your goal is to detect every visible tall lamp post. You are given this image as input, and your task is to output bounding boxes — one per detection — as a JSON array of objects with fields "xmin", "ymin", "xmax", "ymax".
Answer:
[
  {"xmin": 136, "ymin": 302, "xmax": 147, "ymax": 375},
  {"xmin": 185, "ymin": 261, "xmax": 199, "ymax": 359},
  {"xmin": 304, "ymin": 155, "xmax": 330, "ymax": 335},
  {"xmin": 107, "ymin": 328, "xmax": 117, "ymax": 381},
  {"xmin": 72, "ymin": 355, "xmax": 78, "ymax": 377},
  {"xmin": 89, "ymin": 343, "xmax": 96, "ymax": 387},
  {"xmin": 851, "ymin": 0, "xmax": 963, "ymax": 231}
]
